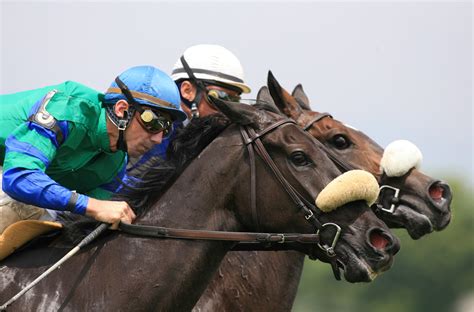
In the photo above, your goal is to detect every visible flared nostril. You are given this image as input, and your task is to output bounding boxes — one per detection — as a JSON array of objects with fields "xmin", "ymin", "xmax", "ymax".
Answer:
[
  {"xmin": 429, "ymin": 182, "xmax": 445, "ymax": 202},
  {"xmin": 368, "ymin": 228, "xmax": 392, "ymax": 251},
  {"xmin": 428, "ymin": 181, "xmax": 453, "ymax": 213},
  {"xmin": 368, "ymin": 228, "xmax": 400, "ymax": 255}
]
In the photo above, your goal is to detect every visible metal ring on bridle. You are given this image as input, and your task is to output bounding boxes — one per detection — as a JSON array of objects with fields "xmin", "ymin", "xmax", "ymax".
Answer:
[{"xmin": 316, "ymin": 222, "xmax": 342, "ymax": 257}]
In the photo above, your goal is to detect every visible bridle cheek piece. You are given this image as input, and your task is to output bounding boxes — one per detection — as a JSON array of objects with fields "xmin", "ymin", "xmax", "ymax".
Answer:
[{"xmin": 239, "ymin": 119, "xmax": 342, "ymax": 258}]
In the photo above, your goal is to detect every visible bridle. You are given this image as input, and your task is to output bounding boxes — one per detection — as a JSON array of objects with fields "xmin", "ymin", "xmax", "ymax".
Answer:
[
  {"xmin": 239, "ymin": 119, "xmax": 342, "ymax": 258},
  {"xmin": 301, "ymin": 111, "xmax": 402, "ymax": 214},
  {"xmin": 119, "ymin": 116, "xmax": 344, "ymax": 279}
]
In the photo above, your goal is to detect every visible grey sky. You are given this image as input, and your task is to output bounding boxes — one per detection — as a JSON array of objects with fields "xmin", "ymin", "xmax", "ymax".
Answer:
[{"xmin": 1, "ymin": 1, "xmax": 472, "ymax": 184}]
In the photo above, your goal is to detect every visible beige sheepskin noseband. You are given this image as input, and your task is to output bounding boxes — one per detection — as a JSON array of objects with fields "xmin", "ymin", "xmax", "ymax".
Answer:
[{"xmin": 315, "ymin": 170, "xmax": 379, "ymax": 212}]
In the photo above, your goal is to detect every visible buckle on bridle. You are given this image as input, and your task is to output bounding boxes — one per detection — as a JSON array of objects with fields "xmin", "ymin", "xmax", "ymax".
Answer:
[
  {"xmin": 277, "ymin": 234, "xmax": 285, "ymax": 243},
  {"xmin": 377, "ymin": 185, "xmax": 401, "ymax": 213},
  {"xmin": 117, "ymin": 119, "xmax": 127, "ymax": 131},
  {"xmin": 316, "ymin": 223, "xmax": 342, "ymax": 257}
]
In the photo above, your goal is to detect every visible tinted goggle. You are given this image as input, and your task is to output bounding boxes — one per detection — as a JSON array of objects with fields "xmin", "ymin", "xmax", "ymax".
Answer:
[
  {"xmin": 207, "ymin": 89, "xmax": 241, "ymax": 103},
  {"xmin": 137, "ymin": 109, "xmax": 173, "ymax": 136},
  {"xmin": 115, "ymin": 77, "xmax": 174, "ymax": 136}
]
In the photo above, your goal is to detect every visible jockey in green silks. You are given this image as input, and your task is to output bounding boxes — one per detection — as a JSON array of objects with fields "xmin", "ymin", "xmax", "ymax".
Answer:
[{"xmin": 0, "ymin": 66, "xmax": 187, "ymax": 233}]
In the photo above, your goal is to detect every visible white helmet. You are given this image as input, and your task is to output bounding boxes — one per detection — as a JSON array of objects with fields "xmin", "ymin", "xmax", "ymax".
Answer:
[{"xmin": 171, "ymin": 44, "xmax": 251, "ymax": 94}]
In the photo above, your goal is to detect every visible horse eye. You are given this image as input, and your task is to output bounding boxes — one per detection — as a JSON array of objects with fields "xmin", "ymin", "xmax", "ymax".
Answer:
[
  {"xmin": 332, "ymin": 135, "xmax": 351, "ymax": 149},
  {"xmin": 290, "ymin": 151, "xmax": 311, "ymax": 166}
]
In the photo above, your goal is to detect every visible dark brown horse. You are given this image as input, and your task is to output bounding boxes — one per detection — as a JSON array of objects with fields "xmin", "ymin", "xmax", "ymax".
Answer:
[
  {"xmin": 193, "ymin": 72, "xmax": 452, "ymax": 312},
  {"xmin": 0, "ymin": 99, "xmax": 398, "ymax": 311}
]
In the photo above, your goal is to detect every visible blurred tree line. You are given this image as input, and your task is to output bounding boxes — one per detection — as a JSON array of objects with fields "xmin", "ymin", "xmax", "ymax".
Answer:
[{"xmin": 293, "ymin": 176, "xmax": 473, "ymax": 312}]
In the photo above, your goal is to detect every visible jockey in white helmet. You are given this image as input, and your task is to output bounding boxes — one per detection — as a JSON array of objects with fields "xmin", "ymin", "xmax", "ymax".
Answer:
[{"xmin": 171, "ymin": 44, "xmax": 251, "ymax": 119}]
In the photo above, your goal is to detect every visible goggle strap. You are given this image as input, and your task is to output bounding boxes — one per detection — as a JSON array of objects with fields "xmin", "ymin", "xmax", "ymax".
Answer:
[
  {"xmin": 180, "ymin": 56, "xmax": 207, "ymax": 92},
  {"xmin": 114, "ymin": 77, "xmax": 144, "ymax": 114}
]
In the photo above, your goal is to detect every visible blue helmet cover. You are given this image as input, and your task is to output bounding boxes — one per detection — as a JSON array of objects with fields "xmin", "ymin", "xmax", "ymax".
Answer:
[{"xmin": 105, "ymin": 65, "xmax": 187, "ymax": 122}]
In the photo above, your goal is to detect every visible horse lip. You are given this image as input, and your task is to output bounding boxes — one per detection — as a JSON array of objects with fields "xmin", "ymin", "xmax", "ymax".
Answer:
[
  {"xmin": 391, "ymin": 200, "xmax": 434, "ymax": 239},
  {"xmin": 434, "ymin": 212, "xmax": 451, "ymax": 231},
  {"xmin": 336, "ymin": 244, "xmax": 382, "ymax": 282}
]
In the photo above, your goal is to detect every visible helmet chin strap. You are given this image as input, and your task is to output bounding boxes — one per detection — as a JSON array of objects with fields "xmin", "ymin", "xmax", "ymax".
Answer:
[
  {"xmin": 190, "ymin": 92, "xmax": 202, "ymax": 118},
  {"xmin": 180, "ymin": 55, "xmax": 207, "ymax": 119},
  {"xmin": 116, "ymin": 110, "xmax": 129, "ymax": 153}
]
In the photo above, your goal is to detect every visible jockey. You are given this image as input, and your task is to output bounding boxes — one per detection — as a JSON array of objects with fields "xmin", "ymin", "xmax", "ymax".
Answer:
[
  {"xmin": 171, "ymin": 44, "xmax": 251, "ymax": 119},
  {"xmin": 0, "ymin": 65, "xmax": 187, "ymax": 233},
  {"xmin": 127, "ymin": 44, "xmax": 251, "ymax": 172}
]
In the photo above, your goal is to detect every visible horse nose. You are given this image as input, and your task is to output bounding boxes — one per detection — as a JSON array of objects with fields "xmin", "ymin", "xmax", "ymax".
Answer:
[{"xmin": 367, "ymin": 228, "xmax": 400, "ymax": 255}]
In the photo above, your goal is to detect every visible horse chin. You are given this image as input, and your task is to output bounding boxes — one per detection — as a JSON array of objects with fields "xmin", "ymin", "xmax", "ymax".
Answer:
[
  {"xmin": 339, "ymin": 257, "xmax": 379, "ymax": 283},
  {"xmin": 336, "ymin": 246, "xmax": 382, "ymax": 283}
]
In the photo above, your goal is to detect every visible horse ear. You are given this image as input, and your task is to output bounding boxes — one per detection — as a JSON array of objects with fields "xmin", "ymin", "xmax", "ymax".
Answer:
[
  {"xmin": 292, "ymin": 84, "xmax": 311, "ymax": 110},
  {"xmin": 208, "ymin": 96, "xmax": 259, "ymax": 126},
  {"xmin": 256, "ymin": 86, "xmax": 280, "ymax": 112},
  {"xmin": 267, "ymin": 71, "xmax": 302, "ymax": 120}
]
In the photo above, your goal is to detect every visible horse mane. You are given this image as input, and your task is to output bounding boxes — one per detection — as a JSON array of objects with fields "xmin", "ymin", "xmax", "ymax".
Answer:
[{"xmin": 115, "ymin": 113, "xmax": 231, "ymax": 215}]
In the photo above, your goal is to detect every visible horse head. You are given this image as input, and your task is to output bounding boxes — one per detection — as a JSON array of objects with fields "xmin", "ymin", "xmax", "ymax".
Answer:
[
  {"xmin": 207, "ymin": 96, "xmax": 400, "ymax": 282},
  {"xmin": 264, "ymin": 71, "xmax": 452, "ymax": 239}
]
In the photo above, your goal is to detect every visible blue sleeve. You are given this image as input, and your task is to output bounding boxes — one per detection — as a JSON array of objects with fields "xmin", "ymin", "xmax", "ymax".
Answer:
[
  {"xmin": 2, "ymin": 167, "xmax": 88, "ymax": 214},
  {"xmin": 2, "ymin": 120, "xmax": 88, "ymax": 214}
]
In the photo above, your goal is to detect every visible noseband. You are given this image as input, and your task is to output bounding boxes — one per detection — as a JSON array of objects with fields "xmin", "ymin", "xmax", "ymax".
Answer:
[{"xmin": 302, "ymin": 112, "xmax": 402, "ymax": 215}]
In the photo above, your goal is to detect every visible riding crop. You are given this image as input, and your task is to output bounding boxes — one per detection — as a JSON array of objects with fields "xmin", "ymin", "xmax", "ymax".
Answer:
[{"xmin": 0, "ymin": 223, "xmax": 109, "ymax": 311}]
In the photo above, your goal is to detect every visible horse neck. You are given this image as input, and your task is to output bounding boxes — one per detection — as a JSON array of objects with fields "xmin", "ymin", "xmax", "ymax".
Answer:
[
  {"xmin": 194, "ymin": 251, "xmax": 306, "ymax": 312},
  {"xmin": 139, "ymin": 129, "xmax": 245, "ymax": 230},
  {"xmin": 123, "ymin": 128, "xmax": 248, "ymax": 309}
]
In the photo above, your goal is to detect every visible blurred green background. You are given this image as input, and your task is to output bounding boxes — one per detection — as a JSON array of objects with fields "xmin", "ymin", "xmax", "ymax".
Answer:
[{"xmin": 293, "ymin": 176, "xmax": 473, "ymax": 312}]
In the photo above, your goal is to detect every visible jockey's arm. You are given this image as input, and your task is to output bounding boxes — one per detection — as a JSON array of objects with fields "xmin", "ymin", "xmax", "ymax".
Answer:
[
  {"xmin": 2, "ymin": 120, "xmax": 87, "ymax": 212},
  {"xmin": 2, "ymin": 119, "xmax": 135, "ymax": 226}
]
